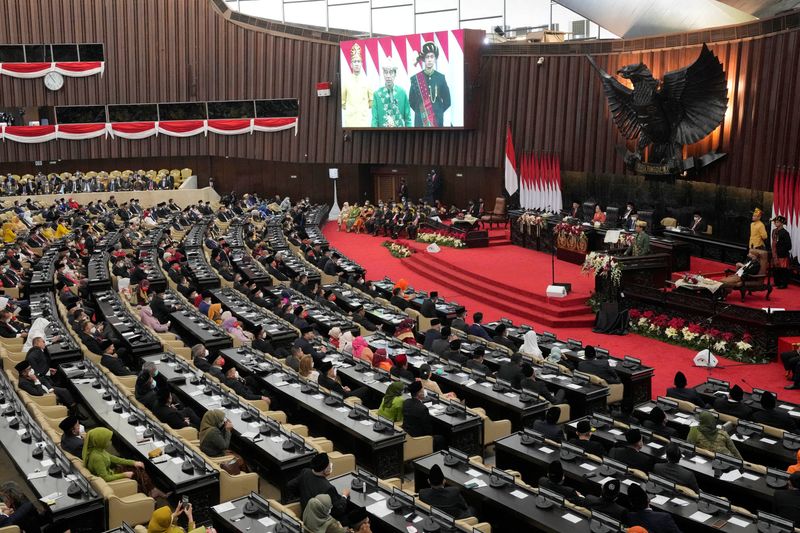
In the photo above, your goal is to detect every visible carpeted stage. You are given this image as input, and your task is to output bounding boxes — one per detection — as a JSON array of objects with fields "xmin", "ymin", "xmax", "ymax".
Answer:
[{"xmin": 323, "ymin": 221, "xmax": 800, "ymax": 400}]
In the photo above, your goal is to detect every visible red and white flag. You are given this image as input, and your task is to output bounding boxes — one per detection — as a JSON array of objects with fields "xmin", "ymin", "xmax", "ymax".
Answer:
[{"xmin": 504, "ymin": 124, "xmax": 518, "ymax": 196}]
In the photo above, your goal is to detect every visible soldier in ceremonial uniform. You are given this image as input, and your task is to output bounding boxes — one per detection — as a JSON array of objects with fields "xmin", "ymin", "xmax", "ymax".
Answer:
[
  {"xmin": 341, "ymin": 43, "xmax": 373, "ymax": 128},
  {"xmin": 772, "ymin": 215, "xmax": 792, "ymax": 289},
  {"xmin": 625, "ymin": 220, "xmax": 651, "ymax": 256},
  {"xmin": 371, "ymin": 58, "xmax": 411, "ymax": 128},
  {"xmin": 409, "ymin": 41, "xmax": 451, "ymax": 127}
]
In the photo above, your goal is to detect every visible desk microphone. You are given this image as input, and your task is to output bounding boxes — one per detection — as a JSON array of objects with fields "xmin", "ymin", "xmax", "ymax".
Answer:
[{"xmin": 741, "ymin": 378, "xmax": 754, "ymax": 392}]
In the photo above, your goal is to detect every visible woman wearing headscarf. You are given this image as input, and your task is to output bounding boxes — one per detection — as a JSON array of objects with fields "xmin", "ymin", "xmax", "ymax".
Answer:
[
  {"xmin": 339, "ymin": 330, "xmax": 354, "ymax": 355},
  {"xmin": 207, "ymin": 302, "xmax": 223, "ymax": 324},
  {"xmin": 135, "ymin": 279, "xmax": 151, "ymax": 306},
  {"xmin": 519, "ymin": 330, "xmax": 543, "ymax": 361},
  {"xmin": 140, "ymin": 306, "xmax": 170, "ymax": 333},
  {"xmin": 302, "ymin": 494, "xmax": 348, "ymax": 533},
  {"xmin": 395, "ymin": 318, "xmax": 417, "ymax": 345},
  {"xmin": 147, "ymin": 503, "xmax": 202, "ymax": 533},
  {"xmin": 546, "ymin": 347, "xmax": 574, "ymax": 371},
  {"xmin": 345, "ymin": 204, "xmax": 361, "ymax": 232},
  {"xmin": 687, "ymin": 411, "xmax": 742, "ymax": 459},
  {"xmin": 337, "ymin": 203, "xmax": 351, "ymax": 232},
  {"xmin": 352, "ymin": 336, "xmax": 373, "ymax": 363},
  {"xmin": 372, "ymin": 349, "xmax": 393, "ymax": 372},
  {"xmin": 223, "ymin": 315, "xmax": 253, "ymax": 345},
  {"xmin": 377, "ymin": 381, "xmax": 405, "ymax": 422},
  {"xmin": 199, "ymin": 410, "xmax": 252, "ymax": 475},
  {"xmin": 83, "ymin": 427, "xmax": 165, "ymax": 498},
  {"xmin": 328, "ymin": 327, "xmax": 342, "ymax": 348}
]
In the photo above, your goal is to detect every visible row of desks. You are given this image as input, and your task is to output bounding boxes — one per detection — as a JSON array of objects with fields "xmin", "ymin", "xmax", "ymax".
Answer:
[
  {"xmin": 265, "ymin": 286, "xmax": 357, "ymax": 336},
  {"xmin": 210, "ymin": 287, "xmax": 298, "ymax": 346},
  {"xmin": 371, "ymin": 279, "xmax": 465, "ymax": 322},
  {"xmin": 29, "ymin": 290, "xmax": 82, "ymax": 363},
  {"xmin": 162, "ymin": 288, "xmax": 232, "ymax": 352},
  {"xmin": 93, "ymin": 289, "xmax": 162, "ymax": 356}
]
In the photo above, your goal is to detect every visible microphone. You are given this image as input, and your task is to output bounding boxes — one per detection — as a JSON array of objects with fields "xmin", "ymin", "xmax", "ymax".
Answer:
[{"xmin": 741, "ymin": 378, "xmax": 754, "ymax": 392}]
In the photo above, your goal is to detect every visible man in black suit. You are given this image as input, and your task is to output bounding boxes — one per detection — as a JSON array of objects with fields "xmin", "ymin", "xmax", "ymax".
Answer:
[
  {"xmin": 653, "ymin": 443, "xmax": 699, "ymax": 492},
  {"xmin": 419, "ymin": 292, "xmax": 438, "ymax": 318},
  {"xmin": 58, "ymin": 416, "xmax": 84, "ymax": 458},
  {"xmin": 568, "ymin": 419, "xmax": 605, "ymax": 456},
  {"xmin": 642, "ymin": 406, "xmax": 676, "ymax": 439},
  {"xmin": 577, "ymin": 346, "xmax": 620, "ymax": 384},
  {"xmin": 752, "ymin": 391, "xmax": 798, "ymax": 432},
  {"xmin": 0, "ymin": 309, "xmax": 27, "ymax": 338},
  {"xmin": 450, "ymin": 309, "xmax": 467, "ymax": 332},
  {"xmin": 26, "ymin": 336, "xmax": 60, "ymax": 388},
  {"xmin": 520, "ymin": 364, "xmax": 565, "ymax": 404},
  {"xmin": 390, "ymin": 288, "xmax": 409, "ymax": 311},
  {"xmin": 625, "ymin": 482, "xmax": 681, "ymax": 533},
  {"xmin": 467, "ymin": 312, "xmax": 492, "ymax": 341},
  {"xmin": 403, "ymin": 381, "xmax": 446, "ymax": 450},
  {"xmin": 609, "ymin": 428, "xmax": 655, "ymax": 472},
  {"xmin": 774, "ymin": 471, "xmax": 800, "ymax": 526},
  {"xmin": 713, "ymin": 384, "xmax": 752, "ymax": 419},
  {"xmin": 580, "ymin": 479, "xmax": 627, "ymax": 520},
  {"xmin": 689, "ymin": 211, "xmax": 708, "ymax": 233},
  {"xmin": 293, "ymin": 326, "xmax": 326, "ymax": 364},
  {"xmin": 538, "ymin": 460, "xmax": 583, "ymax": 502},
  {"xmin": 491, "ymin": 324, "xmax": 517, "ymax": 351},
  {"xmin": 100, "ymin": 345, "xmax": 134, "ymax": 376},
  {"xmin": 430, "ymin": 326, "xmax": 453, "ymax": 355},
  {"xmin": 532, "ymin": 406, "xmax": 564, "ymax": 442},
  {"xmin": 419, "ymin": 464, "xmax": 473, "ymax": 519},
  {"xmin": 422, "ymin": 318, "xmax": 442, "ymax": 351},
  {"xmin": 317, "ymin": 361, "xmax": 368, "ymax": 401},
  {"xmin": 352, "ymin": 306, "xmax": 378, "ymax": 332},
  {"xmin": 666, "ymin": 371, "xmax": 706, "ymax": 407},
  {"xmin": 497, "ymin": 353, "xmax": 524, "ymax": 389},
  {"xmin": 442, "ymin": 339, "xmax": 468, "ymax": 365},
  {"xmin": 152, "ymin": 390, "xmax": 197, "ymax": 430},
  {"xmin": 15, "ymin": 360, "xmax": 77, "ymax": 414},
  {"xmin": 286, "ymin": 453, "xmax": 350, "ymax": 519},
  {"xmin": 149, "ymin": 286, "xmax": 176, "ymax": 325},
  {"xmin": 223, "ymin": 366, "xmax": 271, "ymax": 404},
  {"xmin": 464, "ymin": 346, "xmax": 492, "ymax": 376}
]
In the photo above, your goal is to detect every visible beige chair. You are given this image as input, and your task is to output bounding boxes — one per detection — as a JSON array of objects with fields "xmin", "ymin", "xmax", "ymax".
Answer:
[
  {"xmin": 470, "ymin": 407, "xmax": 511, "ymax": 447},
  {"xmin": 660, "ymin": 217, "xmax": 678, "ymax": 228},
  {"xmin": 87, "ymin": 475, "xmax": 155, "ymax": 528}
]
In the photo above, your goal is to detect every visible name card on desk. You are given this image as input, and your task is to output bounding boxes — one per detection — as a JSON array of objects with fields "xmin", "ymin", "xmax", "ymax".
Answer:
[{"xmin": 213, "ymin": 502, "xmax": 236, "ymax": 514}]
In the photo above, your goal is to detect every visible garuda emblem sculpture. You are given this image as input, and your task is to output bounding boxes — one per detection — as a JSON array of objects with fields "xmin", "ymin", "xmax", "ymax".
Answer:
[{"xmin": 588, "ymin": 44, "xmax": 728, "ymax": 176}]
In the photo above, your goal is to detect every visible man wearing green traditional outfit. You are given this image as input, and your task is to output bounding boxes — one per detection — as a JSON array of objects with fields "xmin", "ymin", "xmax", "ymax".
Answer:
[{"xmin": 371, "ymin": 58, "xmax": 411, "ymax": 128}]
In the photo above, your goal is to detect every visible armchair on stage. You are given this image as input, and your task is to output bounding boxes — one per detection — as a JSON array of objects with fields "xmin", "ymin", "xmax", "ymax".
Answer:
[{"xmin": 721, "ymin": 249, "xmax": 772, "ymax": 302}]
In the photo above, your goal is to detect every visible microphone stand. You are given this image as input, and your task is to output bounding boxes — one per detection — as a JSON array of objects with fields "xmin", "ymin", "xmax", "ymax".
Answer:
[{"xmin": 695, "ymin": 303, "xmax": 732, "ymax": 370}]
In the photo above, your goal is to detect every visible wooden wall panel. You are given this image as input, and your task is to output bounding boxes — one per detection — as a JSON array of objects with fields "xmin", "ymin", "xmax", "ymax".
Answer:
[{"xmin": 1, "ymin": 0, "xmax": 800, "ymax": 192}]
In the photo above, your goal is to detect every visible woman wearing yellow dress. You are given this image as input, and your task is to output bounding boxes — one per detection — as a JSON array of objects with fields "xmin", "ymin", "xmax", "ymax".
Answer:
[
  {"xmin": 2, "ymin": 223, "xmax": 16, "ymax": 243},
  {"xmin": 346, "ymin": 204, "xmax": 361, "ymax": 232}
]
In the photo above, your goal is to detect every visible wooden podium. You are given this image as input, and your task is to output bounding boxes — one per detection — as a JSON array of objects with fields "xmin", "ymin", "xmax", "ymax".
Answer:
[{"xmin": 595, "ymin": 253, "xmax": 672, "ymax": 296}]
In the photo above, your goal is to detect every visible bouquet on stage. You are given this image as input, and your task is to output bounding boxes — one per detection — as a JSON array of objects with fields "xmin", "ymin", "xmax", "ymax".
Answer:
[{"xmin": 582, "ymin": 252, "xmax": 622, "ymax": 287}]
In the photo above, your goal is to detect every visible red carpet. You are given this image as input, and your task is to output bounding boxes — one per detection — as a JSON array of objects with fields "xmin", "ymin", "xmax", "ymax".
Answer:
[{"xmin": 324, "ymin": 221, "xmax": 798, "ymax": 401}]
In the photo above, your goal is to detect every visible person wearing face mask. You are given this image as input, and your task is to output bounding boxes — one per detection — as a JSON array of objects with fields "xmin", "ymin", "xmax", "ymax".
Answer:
[
  {"xmin": 251, "ymin": 325, "xmax": 275, "ymax": 355},
  {"xmin": 15, "ymin": 359, "xmax": 78, "ymax": 415},
  {"xmin": 135, "ymin": 363, "xmax": 160, "ymax": 409},
  {"xmin": 222, "ymin": 366, "xmax": 271, "ymax": 405},
  {"xmin": 58, "ymin": 415, "xmax": 85, "ymax": 457},
  {"xmin": 317, "ymin": 361, "xmax": 369, "ymax": 401},
  {"xmin": 287, "ymin": 452, "xmax": 350, "ymax": 519},
  {"xmin": 0, "ymin": 309, "xmax": 27, "ymax": 338}
]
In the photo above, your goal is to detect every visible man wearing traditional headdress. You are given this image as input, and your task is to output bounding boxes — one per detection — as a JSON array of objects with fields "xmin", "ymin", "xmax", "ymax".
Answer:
[
  {"xmin": 771, "ymin": 215, "xmax": 792, "ymax": 289},
  {"xmin": 409, "ymin": 41, "xmax": 451, "ymax": 127},
  {"xmin": 371, "ymin": 57, "xmax": 411, "ymax": 128},
  {"xmin": 341, "ymin": 43, "xmax": 373, "ymax": 128},
  {"xmin": 625, "ymin": 220, "xmax": 651, "ymax": 256},
  {"xmin": 750, "ymin": 208, "xmax": 768, "ymax": 250}
]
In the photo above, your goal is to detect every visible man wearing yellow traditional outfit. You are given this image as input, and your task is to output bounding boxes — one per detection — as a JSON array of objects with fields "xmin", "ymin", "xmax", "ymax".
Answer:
[
  {"xmin": 341, "ymin": 44, "xmax": 372, "ymax": 128},
  {"xmin": 749, "ymin": 208, "xmax": 768, "ymax": 250}
]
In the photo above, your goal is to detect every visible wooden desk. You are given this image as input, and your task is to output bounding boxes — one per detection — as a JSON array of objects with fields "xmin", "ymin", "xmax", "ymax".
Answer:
[{"xmin": 93, "ymin": 289, "xmax": 163, "ymax": 356}]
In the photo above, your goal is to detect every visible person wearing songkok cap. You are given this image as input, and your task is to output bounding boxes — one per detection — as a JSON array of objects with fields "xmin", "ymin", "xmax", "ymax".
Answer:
[
  {"xmin": 419, "ymin": 464, "xmax": 473, "ymax": 519},
  {"xmin": 15, "ymin": 359, "xmax": 77, "ymax": 414},
  {"xmin": 567, "ymin": 419, "xmax": 606, "ymax": 457},
  {"xmin": 371, "ymin": 56, "xmax": 411, "ymax": 128},
  {"xmin": 581, "ymin": 478, "xmax": 628, "ymax": 521},
  {"xmin": 403, "ymin": 379, "xmax": 446, "ymax": 450},
  {"xmin": 341, "ymin": 43, "xmax": 373, "ymax": 128},
  {"xmin": 492, "ymin": 323, "xmax": 517, "ymax": 352},
  {"xmin": 538, "ymin": 460, "xmax": 583, "ymax": 502},
  {"xmin": 752, "ymin": 391, "xmax": 799, "ymax": 433},
  {"xmin": 58, "ymin": 415, "xmax": 84, "ymax": 457},
  {"xmin": 390, "ymin": 353, "xmax": 415, "ymax": 381},
  {"xmin": 577, "ymin": 345, "xmax": 620, "ymax": 384},
  {"xmin": 750, "ymin": 207, "xmax": 768, "ymax": 249},
  {"xmin": 625, "ymin": 482, "xmax": 681, "ymax": 533},
  {"xmin": 422, "ymin": 318, "xmax": 442, "ymax": 351},
  {"xmin": 665, "ymin": 371, "xmax": 706, "ymax": 407},
  {"xmin": 532, "ymin": 406, "xmax": 564, "ymax": 442},
  {"xmin": 772, "ymin": 214, "xmax": 792, "ymax": 288},
  {"xmin": 293, "ymin": 325, "xmax": 325, "ymax": 363},
  {"xmin": 342, "ymin": 507, "xmax": 372, "ymax": 533},
  {"xmin": 653, "ymin": 443, "xmax": 699, "ymax": 493},
  {"xmin": 642, "ymin": 406, "xmax": 676, "ymax": 439},
  {"xmin": 465, "ymin": 346, "xmax": 492, "ymax": 377},
  {"xmin": 419, "ymin": 291, "xmax": 438, "ymax": 319},
  {"xmin": 609, "ymin": 428, "xmax": 655, "ymax": 472},
  {"xmin": 625, "ymin": 219, "xmax": 651, "ymax": 256},
  {"xmin": 286, "ymin": 452, "xmax": 350, "ymax": 519},
  {"xmin": 409, "ymin": 41, "xmax": 451, "ymax": 127},
  {"xmin": 318, "ymin": 360, "xmax": 369, "ymax": 401},
  {"xmin": 712, "ymin": 384, "xmax": 753, "ymax": 418}
]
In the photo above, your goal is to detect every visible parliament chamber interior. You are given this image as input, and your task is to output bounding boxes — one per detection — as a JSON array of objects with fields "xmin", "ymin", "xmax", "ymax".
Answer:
[{"xmin": 2, "ymin": 1, "xmax": 800, "ymax": 532}]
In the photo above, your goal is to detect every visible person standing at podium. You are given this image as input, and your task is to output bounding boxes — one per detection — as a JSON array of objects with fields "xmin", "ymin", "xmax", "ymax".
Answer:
[{"xmin": 624, "ymin": 220, "xmax": 650, "ymax": 256}]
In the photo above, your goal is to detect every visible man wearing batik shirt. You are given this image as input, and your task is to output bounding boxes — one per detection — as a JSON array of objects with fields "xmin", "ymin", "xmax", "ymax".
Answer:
[
  {"xmin": 371, "ymin": 58, "xmax": 411, "ymax": 128},
  {"xmin": 409, "ymin": 41, "xmax": 451, "ymax": 127}
]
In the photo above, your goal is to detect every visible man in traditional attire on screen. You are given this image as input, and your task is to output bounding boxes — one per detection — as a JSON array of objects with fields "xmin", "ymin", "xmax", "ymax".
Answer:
[
  {"xmin": 409, "ymin": 41, "xmax": 451, "ymax": 127},
  {"xmin": 341, "ymin": 43, "xmax": 372, "ymax": 128},
  {"xmin": 371, "ymin": 58, "xmax": 411, "ymax": 128}
]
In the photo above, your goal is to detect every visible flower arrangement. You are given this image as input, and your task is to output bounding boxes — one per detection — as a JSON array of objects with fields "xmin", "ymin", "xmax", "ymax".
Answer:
[
  {"xmin": 628, "ymin": 308, "xmax": 763, "ymax": 362},
  {"xmin": 416, "ymin": 232, "xmax": 465, "ymax": 248},
  {"xmin": 519, "ymin": 212, "xmax": 549, "ymax": 235},
  {"xmin": 382, "ymin": 240, "xmax": 413, "ymax": 258},
  {"xmin": 582, "ymin": 252, "xmax": 623, "ymax": 286},
  {"xmin": 554, "ymin": 221, "xmax": 584, "ymax": 236}
]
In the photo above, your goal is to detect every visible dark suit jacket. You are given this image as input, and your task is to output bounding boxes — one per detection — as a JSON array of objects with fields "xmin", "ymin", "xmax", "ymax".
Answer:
[
  {"xmin": 450, "ymin": 318, "xmax": 467, "ymax": 332},
  {"xmin": 390, "ymin": 295, "xmax": 409, "ymax": 310},
  {"xmin": 497, "ymin": 363, "xmax": 524, "ymax": 389},
  {"xmin": 149, "ymin": 294, "xmax": 174, "ymax": 324},
  {"xmin": 224, "ymin": 377, "xmax": 261, "ymax": 401},
  {"xmin": 18, "ymin": 378, "xmax": 46, "ymax": 397},
  {"xmin": 653, "ymin": 461, "xmax": 699, "ymax": 492},
  {"xmin": 580, "ymin": 496, "xmax": 627, "ymax": 520},
  {"xmin": 418, "ymin": 486, "xmax": 470, "ymax": 519},
  {"xmin": 465, "ymin": 359, "xmax": 492, "ymax": 376},
  {"xmin": 532, "ymin": 420, "xmax": 563, "ymax": 442},
  {"xmin": 712, "ymin": 397, "xmax": 753, "ymax": 420},
  {"xmin": 467, "ymin": 323, "xmax": 491, "ymax": 340},
  {"xmin": 609, "ymin": 445, "xmax": 655, "ymax": 472},
  {"xmin": 567, "ymin": 437, "xmax": 605, "ymax": 457},
  {"xmin": 153, "ymin": 403, "xmax": 188, "ymax": 429},
  {"xmin": 318, "ymin": 373, "xmax": 347, "ymax": 397},
  {"xmin": 101, "ymin": 354, "xmax": 133, "ymax": 376},
  {"xmin": 61, "ymin": 434, "xmax": 84, "ymax": 457},
  {"xmin": 773, "ymin": 489, "xmax": 800, "ymax": 525},
  {"xmin": 353, "ymin": 314, "xmax": 378, "ymax": 332},
  {"xmin": 642, "ymin": 419, "xmax": 677, "ymax": 439},
  {"xmin": 390, "ymin": 366, "xmax": 415, "ymax": 382},
  {"xmin": 689, "ymin": 218, "xmax": 708, "ymax": 233},
  {"xmin": 752, "ymin": 408, "xmax": 798, "ymax": 432},
  {"xmin": 577, "ymin": 359, "xmax": 620, "ymax": 384},
  {"xmin": 625, "ymin": 509, "xmax": 682, "ymax": 533},
  {"xmin": 521, "ymin": 378, "xmax": 558, "ymax": 404},
  {"xmin": 430, "ymin": 338, "xmax": 449, "ymax": 355},
  {"xmin": 419, "ymin": 299, "xmax": 437, "ymax": 318},
  {"xmin": 538, "ymin": 477, "xmax": 580, "ymax": 502},
  {"xmin": 402, "ymin": 398, "xmax": 433, "ymax": 437},
  {"xmin": 665, "ymin": 386, "xmax": 706, "ymax": 407},
  {"xmin": 26, "ymin": 347, "xmax": 51, "ymax": 378},
  {"xmin": 423, "ymin": 329, "xmax": 441, "ymax": 350}
]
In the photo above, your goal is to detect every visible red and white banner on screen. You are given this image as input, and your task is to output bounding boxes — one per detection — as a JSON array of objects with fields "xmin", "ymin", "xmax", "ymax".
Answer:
[
  {"xmin": 0, "ymin": 61, "xmax": 105, "ymax": 78},
  {"xmin": 0, "ymin": 118, "xmax": 298, "ymax": 144}
]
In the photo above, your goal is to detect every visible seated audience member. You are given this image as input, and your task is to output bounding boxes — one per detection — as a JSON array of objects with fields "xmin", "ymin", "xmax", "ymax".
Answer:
[
  {"xmin": 303, "ymin": 494, "xmax": 348, "ymax": 533},
  {"xmin": 199, "ymin": 410, "xmax": 233, "ymax": 457},
  {"xmin": 286, "ymin": 452, "xmax": 350, "ymax": 519},
  {"xmin": 577, "ymin": 346, "xmax": 620, "ymax": 384},
  {"xmin": 752, "ymin": 391, "xmax": 798, "ymax": 432},
  {"xmin": 318, "ymin": 361, "xmax": 368, "ymax": 401},
  {"xmin": 152, "ymin": 389, "xmax": 199, "ymax": 430},
  {"xmin": 686, "ymin": 410, "xmax": 742, "ymax": 459},
  {"xmin": 497, "ymin": 353, "xmax": 524, "ymax": 388},
  {"xmin": 0, "ymin": 481, "xmax": 43, "ymax": 533},
  {"xmin": 418, "ymin": 364, "xmax": 457, "ymax": 401},
  {"xmin": 430, "ymin": 326, "xmax": 453, "ymax": 355},
  {"xmin": 59, "ymin": 415, "xmax": 84, "ymax": 458},
  {"xmin": 580, "ymin": 479, "xmax": 627, "ymax": 520},
  {"xmin": 146, "ymin": 503, "xmax": 197, "ymax": 533},
  {"xmin": 419, "ymin": 464, "xmax": 474, "ymax": 519},
  {"xmin": 140, "ymin": 305, "xmax": 170, "ymax": 332},
  {"xmin": 390, "ymin": 288, "xmax": 409, "ymax": 310},
  {"xmin": 352, "ymin": 336, "xmax": 373, "ymax": 364},
  {"xmin": 83, "ymin": 427, "xmax": 167, "ymax": 499},
  {"xmin": 713, "ymin": 384, "xmax": 752, "ymax": 419},
  {"xmin": 450, "ymin": 309, "xmax": 467, "ymax": 332},
  {"xmin": 395, "ymin": 318, "xmax": 417, "ymax": 345},
  {"xmin": 643, "ymin": 406, "xmax": 676, "ymax": 439},
  {"xmin": 467, "ymin": 312, "xmax": 491, "ymax": 340},
  {"xmin": 545, "ymin": 347, "xmax": 574, "ymax": 371},
  {"xmin": 222, "ymin": 315, "xmax": 253, "ymax": 345},
  {"xmin": 377, "ymin": 381, "xmax": 405, "ymax": 422},
  {"xmin": 352, "ymin": 307, "xmax": 377, "ymax": 332},
  {"xmin": 251, "ymin": 326, "xmax": 276, "ymax": 355},
  {"xmin": 101, "ymin": 346, "xmax": 135, "ymax": 377},
  {"xmin": 666, "ymin": 371, "xmax": 706, "ymax": 407},
  {"xmin": 15, "ymin": 359, "xmax": 78, "ymax": 415},
  {"xmin": 419, "ymin": 291, "xmax": 438, "ymax": 318},
  {"xmin": 532, "ymin": 406, "xmax": 564, "ymax": 442},
  {"xmin": 592, "ymin": 204, "xmax": 606, "ymax": 224},
  {"xmin": 616, "ymin": 399, "xmax": 637, "ymax": 426},
  {"xmin": 789, "ymin": 450, "xmax": 800, "ymax": 474},
  {"xmin": 135, "ymin": 363, "xmax": 159, "ymax": 410},
  {"xmin": 626, "ymin": 483, "xmax": 681, "ymax": 533},
  {"xmin": 538, "ymin": 460, "xmax": 582, "ymax": 501},
  {"xmin": 222, "ymin": 366, "xmax": 271, "ymax": 405},
  {"xmin": 371, "ymin": 348, "xmax": 393, "ymax": 372},
  {"xmin": 327, "ymin": 327, "xmax": 342, "ymax": 349},
  {"xmin": 653, "ymin": 443, "xmax": 699, "ymax": 493},
  {"xmin": 285, "ymin": 345, "xmax": 303, "ymax": 371},
  {"xmin": 422, "ymin": 318, "xmax": 442, "ymax": 350},
  {"xmin": 465, "ymin": 346, "xmax": 492, "ymax": 376},
  {"xmin": 521, "ymin": 364, "xmax": 565, "ymax": 404},
  {"xmin": 492, "ymin": 324, "xmax": 516, "ymax": 351},
  {"xmin": 390, "ymin": 353, "xmax": 414, "ymax": 381},
  {"xmin": 299, "ymin": 354, "xmax": 319, "ymax": 381},
  {"xmin": 609, "ymin": 428, "xmax": 655, "ymax": 472},
  {"xmin": 342, "ymin": 508, "xmax": 371, "ymax": 533},
  {"xmin": 294, "ymin": 326, "xmax": 326, "ymax": 363},
  {"xmin": 720, "ymin": 250, "xmax": 762, "ymax": 290},
  {"xmin": 191, "ymin": 344, "xmax": 212, "ymax": 372},
  {"xmin": 403, "ymin": 381, "xmax": 446, "ymax": 450},
  {"xmin": 774, "ymin": 472, "xmax": 800, "ymax": 526},
  {"xmin": 519, "ymin": 329, "xmax": 543, "ymax": 360},
  {"xmin": 568, "ymin": 419, "xmax": 605, "ymax": 456},
  {"xmin": 442, "ymin": 339, "xmax": 468, "ymax": 365}
]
